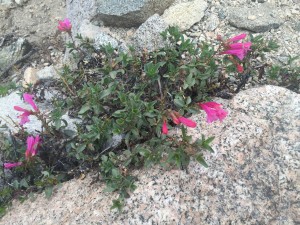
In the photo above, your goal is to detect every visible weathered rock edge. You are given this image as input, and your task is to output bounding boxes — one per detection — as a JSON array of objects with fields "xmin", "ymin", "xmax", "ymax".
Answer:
[{"xmin": 1, "ymin": 85, "xmax": 299, "ymax": 225}]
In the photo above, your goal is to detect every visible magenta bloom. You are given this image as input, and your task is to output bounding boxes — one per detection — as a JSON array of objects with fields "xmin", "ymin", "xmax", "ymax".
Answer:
[
  {"xmin": 25, "ymin": 135, "xmax": 40, "ymax": 160},
  {"xmin": 14, "ymin": 106, "xmax": 31, "ymax": 125},
  {"xmin": 23, "ymin": 93, "xmax": 39, "ymax": 112},
  {"xmin": 58, "ymin": 18, "xmax": 72, "ymax": 32},
  {"xmin": 228, "ymin": 33, "xmax": 247, "ymax": 42},
  {"xmin": 220, "ymin": 34, "xmax": 252, "ymax": 60},
  {"xmin": 236, "ymin": 64, "xmax": 244, "ymax": 73},
  {"xmin": 178, "ymin": 117, "xmax": 197, "ymax": 128},
  {"xmin": 162, "ymin": 121, "xmax": 168, "ymax": 135},
  {"xmin": 14, "ymin": 93, "xmax": 39, "ymax": 125},
  {"xmin": 199, "ymin": 102, "xmax": 228, "ymax": 123},
  {"xmin": 4, "ymin": 162, "xmax": 22, "ymax": 169}
]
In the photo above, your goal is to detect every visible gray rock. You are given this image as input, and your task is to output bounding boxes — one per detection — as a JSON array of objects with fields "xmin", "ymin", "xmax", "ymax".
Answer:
[
  {"xmin": 227, "ymin": 3, "xmax": 283, "ymax": 32},
  {"xmin": 66, "ymin": 0, "xmax": 98, "ymax": 35},
  {"xmin": 0, "ymin": 92, "xmax": 77, "ymax": 134},
  {"xmin": 162, "ymin": 0, "xmax": 208, "ymax": 31},
  {"xmin": 1, "ymin": 86, "xmax": 299, "ymax": 224},
  {"xmin": 14, "ymin": 0, "xmax": 28, "ymax": 5},
  {"xmin": 91, "ymin": 0, "xmax": 175, "ymax": 28},
  {"xmin": 0, "ymin": 0, "xmax": 14, "ymax": 9},
  {"xmin": 292, "ymin": 22, "xmax": 300, "ymax": 32},
  {"xmin": 131, "ymin": 14, "xmax": 168, "ymax": 52},
  {"xmin": 79, "ymin": 20, "xmax": 119, "ymax": 49},
  {"xmin": 0, "ymin": 36, "xmax": 31, "ymax": 73},
  {"xmin": 206, "ymin": 14, "xmax": 220, "ymax": 31},
  {"xmin": 36, "ymin": 65, "xmax": 59, "ymax": 80}
]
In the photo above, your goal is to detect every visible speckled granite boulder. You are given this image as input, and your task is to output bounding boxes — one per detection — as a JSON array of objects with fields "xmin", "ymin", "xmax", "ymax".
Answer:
[
  {"xmin": 0, "ymin": 36, "xmax": 31, "ymax": 73},
  {"xmin": 227, "ymin": 3, "xmax": 283, "ymax": 32},
  {"xmin": 1, "ymin": 85, "xmax": 299, "ymax": 224},
  {"xmin": 92, "ymin": 0, "xmax": 175, "ymax": 28},
  {"xmin": 131, "ymin": 14, "xmax": 168, "ymax": 52}
]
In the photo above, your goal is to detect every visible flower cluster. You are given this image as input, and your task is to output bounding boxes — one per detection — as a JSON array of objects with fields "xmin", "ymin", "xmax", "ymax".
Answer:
[
  {"xmin": 162, "ymin": 102, "xmax": 228, "ymax": 135},
  {"xmin": 57, "ymin": 18, "xmax": 72, "ymax": 33},
  {"xmin": 219, "ymin": 33, "xmax": 252, "ymax": 73},
  {"xmin": 3, "ymin": 93, "xmax": 41, "ymax": 169},
  {"xmin": 4, "ymin": 135, "xmax": 41, "ymax": 169}
]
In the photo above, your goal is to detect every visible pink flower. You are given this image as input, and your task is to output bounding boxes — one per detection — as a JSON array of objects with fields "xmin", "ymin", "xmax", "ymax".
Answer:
[
  {"xmin": 4, "ymin": 162, "xmax": 22, "ymax": 169},
  {"xmin": 220, "ymin": 34, "xmax": 252, "ymax": 60},
  {"xmin": 228, "ymin": 33, "xmax": 247, "ymax": 42},
  {"xmin": 25, "ymin": 135, "xmax": 40, "ymax": 160},
  {"xmin": 14, "ymin": 93, "xmax": 39, "ymax": 125},
  {"xmin": 14, "ymin": 106, "xmax": 31, "ymax": 125},
  {"xmin": 23, "ymin": 93, "xmax": 39, "ymax": 112},
  {"xmin": 170, "ymin": 112, "xmax": 180, "ymax": 125},
  {"xmin": 162, "ymin": 121, "xmax": 168, "ymax": 135},
  {"xmin": 199, "ymin": 102, "xmax": 228, "ymax": 123},
  {"xmin": 178, "ymin": 117, "xmax": 197, "ymax": 128},
  {"xmin": 58, "ymin": 18, "xmax": 72, "ymax": 33},
  {"xmin": 236, "ymin": 64, "xmax": 244, "ymax": 73}
]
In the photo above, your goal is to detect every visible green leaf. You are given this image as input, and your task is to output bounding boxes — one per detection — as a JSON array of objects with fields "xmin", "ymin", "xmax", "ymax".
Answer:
[
  {"xmin": 78, "ymin": 104, "xmax": 91, "ymax": 114},
  {"xmin": 111, "ymin": 168, "xmax": 120, "ymax": 177},
  {"xmin": 19, "ymin": 178, "xmax": 29, "ymax": 188},
  {"xmin": 99, "ymin": 86, "xmax": 114, "ymax": 100},
  {"xmin": 76, "ymin": 144, "xmax": 86, "ymax": 153},
  {"xmin": 195, "ymin": 154, "xmax": 208, "ymax": 168},
  {"xmin": 45, "ymin": 186, "xmax": 53, "ymax": 199},
  {"xmin": 174, "ymin": 96, "xmax": 185, "ymax": 108},
  {"xmin": 109, "ymin": 69, "xmax": 125, "ymax": 79}
]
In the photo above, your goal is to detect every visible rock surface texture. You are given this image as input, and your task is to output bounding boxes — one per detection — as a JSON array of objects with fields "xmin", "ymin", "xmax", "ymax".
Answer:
[
  {"xmin": 131, "ymin": 14, "xmax": 168, "ymax": 52},
  {"xmin": 1, "ymin": 85, "xmax": 299, "ymax": 224},
  {"xmin": 162, "ymin": 0, "xmax": 208, "ymax": 31},
  {"xmin": 92, "ymin": 0, "xmax": 175, "ymax": 28},
  {"xmin": 227, "ymin": 3, "xmax": 283, "ymax": 32},
  {"xmin": 0, "ymin": 36, "xmax": 31, "ymax": 72}
]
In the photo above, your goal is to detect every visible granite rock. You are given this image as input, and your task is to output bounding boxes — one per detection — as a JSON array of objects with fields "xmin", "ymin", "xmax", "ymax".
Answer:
[
  {"xmin": 91, "ymin": 0, "xmax": 175, "ymax": 28},
  {"xmin": 227, "ymin": 3, "xmax": 283, "ymax": 32},
  {"xmin": 162, "ymin": 0, "xmax": 208, "ymax": 31},
  {"xmin": 131, "ymin": 14, "xmax": 168, "ymax": 52},
  {"xmin": 0, "ymin": 36, "xmax": 31, "ymax": 73},
  {"xmin": 0, "ymin": 0, "xmax": 14, "ymax": 9},
  {"xmin": 0, "ymin": 92, "xmax": 77, "ymax": 134},
  {"xmin": 1, "ymin": 85, "xmax": 299, "ymax": 224},
  {"xmin": 66, "ymin": 0, "xmax": 98, "ymax": 35},
  {"xmin": 79, "ymin": 20, "xmax": 119, "ymax": 49}
]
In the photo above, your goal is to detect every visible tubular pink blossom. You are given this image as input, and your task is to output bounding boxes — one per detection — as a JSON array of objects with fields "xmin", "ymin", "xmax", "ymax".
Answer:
[
  {"xmin": 14, "ymin": 106, "xmax": 32, "ymax": 125},
  {"xmin": 228, "ymin": 33, "xmax": 247, "ymax": 42},
  {"xmin": 236, "ymin": 64, "xmax": 244, "ymax": 73},
  {"xmin": 4, "ymin": 162, "xmax": 22, "ymax": 169},
  {"xmin": 220, "ymin": 49, "xmax": 246, "ymax": 61},
  {"xmin": 170, "ymin": 112, "xmax": 180, "ymax": 125},
  {"xmin": 25, "ymin": 135, "xmax": 40, "ymax": 159},
  {"xmin": 199, "ymin": 102, "xmax": 228, "ymax": 123},
  {"xmin": 229, "ymin": 42, "xmax": 252, "ymax": 51},
  {"xmin": 162, "ymin": 121, "xmax": 168, "ymax": 135},
  {"xmin": 178, "ymin": 117, "xmax": 197, "ymax": 128},
  {"xmin": 23, "ymin": 93, "xmax": 39, "ymax": 112},
  {"xmin": 58, "ymin": 18, "xmax": 72, "ymax": 32},
  {"xmin": 220, "ymin": 34, "xmax": 252, "ymax": 60}
]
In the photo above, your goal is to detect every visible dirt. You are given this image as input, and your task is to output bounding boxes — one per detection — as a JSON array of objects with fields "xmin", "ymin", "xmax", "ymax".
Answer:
[{"xmin": 0, "ymin": 0, "xmax": 67, "ymax": 69}]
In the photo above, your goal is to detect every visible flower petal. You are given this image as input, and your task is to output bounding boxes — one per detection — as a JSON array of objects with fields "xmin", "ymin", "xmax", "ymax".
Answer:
[
  {"xmin": 178, "ymin": 117, "xmax": 197, "ymax": 128},
  {"xmin": 162, "ymin": 121, "xmax": 168, "ymax": 135},
  {"xmin": 4, "ymin": 162, "xmax": 22, "ymax": 169},
  {"xmin": 228, "ymin": 33, "xmax": 247, "ymax": 42},
  {"xmin": 23, "ymin": 93, "xmax": 38, "ymax": 111}
]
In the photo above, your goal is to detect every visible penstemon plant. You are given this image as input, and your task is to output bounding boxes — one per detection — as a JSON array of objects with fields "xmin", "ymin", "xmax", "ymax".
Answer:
[{"xmin": 1, "ymin": 18, "xmax": 283, "ymax": 214}]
